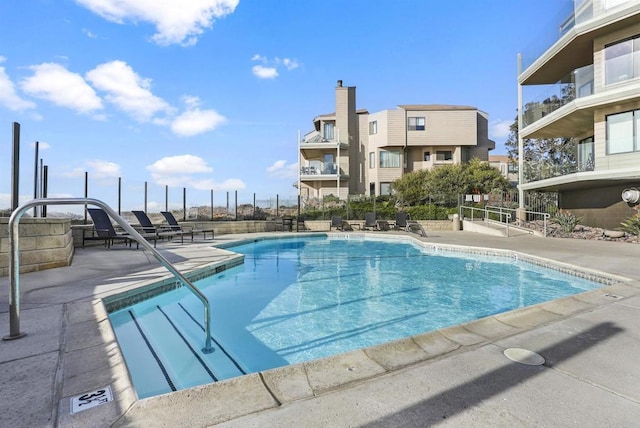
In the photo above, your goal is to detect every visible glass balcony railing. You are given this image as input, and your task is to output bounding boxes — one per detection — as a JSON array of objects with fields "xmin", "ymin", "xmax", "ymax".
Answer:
[
  {"xmin": 521, "ymin": 139, "xmax": 595, "ymax": 184},
  {"xmin": 300, "ymin": 163, "xmax": 339, "ymax": 176},
  {"xmin": 521, "ymin": 0, "xmax": 635, "ymax": 72},
  {"xmin": 522, "ymin": 64, "xmax": 593, "ymax": 127}
]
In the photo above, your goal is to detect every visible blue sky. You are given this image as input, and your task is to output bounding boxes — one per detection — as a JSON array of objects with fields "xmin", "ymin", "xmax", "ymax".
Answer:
[{"xmin": 0, "ymin": 0, "xmax": 562, "ymax": 212}]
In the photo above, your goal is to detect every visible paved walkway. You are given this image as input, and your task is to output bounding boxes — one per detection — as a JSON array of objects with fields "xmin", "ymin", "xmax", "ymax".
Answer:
[{"xmin": 1, "ymin": 231, "xmax": 639, "ymax": 427}]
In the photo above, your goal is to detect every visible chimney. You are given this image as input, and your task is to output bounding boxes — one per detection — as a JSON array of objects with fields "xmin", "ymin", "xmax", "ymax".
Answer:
[{"xmin": 337, "ymin": 80, "xmax": 343, "ymax": 87}]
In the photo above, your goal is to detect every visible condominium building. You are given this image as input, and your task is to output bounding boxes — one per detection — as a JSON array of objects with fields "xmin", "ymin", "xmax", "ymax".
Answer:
[
  {"xmin": 518, "ymin": 0, "xmax": 640, "ymax": 229},
  {"xmin": 298, "ymin": 81, "xmax": 495, "ymax": 199}
]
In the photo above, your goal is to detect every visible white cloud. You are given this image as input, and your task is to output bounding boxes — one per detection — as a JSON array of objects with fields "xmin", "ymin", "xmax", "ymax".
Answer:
[
  {"xmin": 147, "ymin": 154, "xmax": 213, "ymax": 176},
  {"xmin": 86, "ymin": 60, "xmax": 172, "ymax": 122},
  {"xmin": 82, "ymin": 28, "xmax": 98, "ymax": 38},
  {"xmin": 58, "ymin": 159, "xmax": 121, "ymax": 184},
  {"xmin": 146, "ymin": 155, "xmax": 244, "ymax": 191},
  {"xmin": 490, "ymin": 119, "xmax": 513, "ymax": 139},
  {"xmin": 251, "ymin": 55, "xmax": 300, "ymax": 79},
  {"xmin": 0, "ymin": 66, "xmax": 36, "ymax": 112},
  {"xmin": 267, "ymin": 160, "xmax": 298, "ymax": 179},
  {"xmin": 280, "ymin": 58, "xmax": 299, "ymax": 70},
  {"xmin": 75, "ymin": 0, "xmax": 239, "ymax": 46},
  {"xmin": 20, "ymin": 63, "xmax": 103, "ymax": 114},
  {"xmin": 31, "ymin": 141, "xmax": 51, "ymax": 150},
  {"xmin": 252, "ymin": 65, "xmax": 278, "ymax": 79},
  {"xmin": 171, "ymin": 96, "xmax": 226, "ymax": 137}
]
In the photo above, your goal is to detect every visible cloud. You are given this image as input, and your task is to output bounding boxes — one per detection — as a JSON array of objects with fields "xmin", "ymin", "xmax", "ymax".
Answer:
[
  {"xmin": 57, "ymin": 159, "xmax": 121, "ymax": 186},
  {"xmin": 86, "ymin": 60, "xmax": 172, "ymax": 122},
  {"xmin": 490, "ymin": 119, "xmax": 513, "ymax": 139},
  {"xmin": 251, "ymin": 54, "xmax": 300, "ymax": 79},
  {"xmin": 267, "ymin": 160, "xmax": 298, "ymax": 179},
  {"xmin": 0, "ymin": 65, "xmax": 36, "ymax": 112},
  {"xmin": 170, "ymin": 96, "xmax": 226, "ymax": 137},
  {"xmin": 252, "ymin": 65, "xmax": 278, "ymax": 79},
  {"xmin": 20, "ymin": 63, "xmax": 103, "ymax": 114},
  {"xmin": 146, "ymin": 154, "xmax": 244, "ymax": 191},
  {"xmin": 147, "ymin": 154, "xmax": 213, "ymax": 176},
  {"xmin": 75, "ymin": 0, "xmax": 239, "ymax": 46},
  {"xmin": 31, "ymin": 141, "xmax": 51, "ymax": 150}
]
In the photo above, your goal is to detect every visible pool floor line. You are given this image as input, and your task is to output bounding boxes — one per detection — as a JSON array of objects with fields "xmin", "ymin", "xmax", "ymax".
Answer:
[
  {"xmin": 128, "ymin": 310, "xmax": 177, "ymax": 392},
  {"xmin": 156, "ymin": 305, "xmax": 218, "ymax": 382},
  {"xmin": 177, "ymin": 302, "xmax": 247, "ymax": 374}
]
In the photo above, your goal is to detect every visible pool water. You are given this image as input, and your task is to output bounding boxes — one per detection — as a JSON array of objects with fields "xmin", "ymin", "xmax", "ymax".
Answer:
[{"xmin": 109, "ymin": 235, "xmax": 604, "ymax": 398}]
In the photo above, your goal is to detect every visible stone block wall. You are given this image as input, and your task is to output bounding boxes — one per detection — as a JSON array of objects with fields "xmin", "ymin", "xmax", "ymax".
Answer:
[{"xmin": 0, "ymin": 218, "xmax": 74, "ymax": 277}]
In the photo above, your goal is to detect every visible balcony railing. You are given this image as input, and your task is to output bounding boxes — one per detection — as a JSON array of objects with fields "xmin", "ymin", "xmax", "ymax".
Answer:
[
  {"xmin": 522, "ymin": 156, "xmax": 594, "ymax": 184},
  {"xmin": 300, "ymin": 163, "xmax": 339, "ymax": 176},
  {"xmin": 522, "ymin": 64, "xmax": 593, "ymax": 127},
  {"xmin": 521, "ymin": 0, "xmax": 634, "ymax": 71}
]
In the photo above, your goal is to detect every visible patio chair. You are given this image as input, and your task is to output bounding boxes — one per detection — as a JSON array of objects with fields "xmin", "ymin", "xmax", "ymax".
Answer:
[
  {"xmin": 394, "ymin": 212, "xmax": 409, "ymax": 231},
  {"xmin": 84, "ymin": 208, "xmax": 154, "ymax": 249},
  {"xmin": 131, "ymin": 210, "xmax": 186, "ymax": 243},
  {"xmin": 362, "ymin": 212, "xmax": 377, "ymax": 230},
  {"xmin": 161, "ymin": 211, "xmax": 214, "ymax": 240},
  {"xmin": 330, "ymin": 216, "xmax": 354, "ymax": 231}
]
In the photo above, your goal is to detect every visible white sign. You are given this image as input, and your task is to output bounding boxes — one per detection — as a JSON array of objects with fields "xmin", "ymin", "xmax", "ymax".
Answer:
[{"xmin": 70, "ymin": 386, "xmax": 113, "ymax": 414}]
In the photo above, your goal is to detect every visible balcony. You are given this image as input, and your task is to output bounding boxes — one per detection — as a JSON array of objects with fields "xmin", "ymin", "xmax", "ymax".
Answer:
[
  {"xmin": 300, "ymin": 163, "xmax": 346, "ymax": 180},
  {"xmin": 521, "ymin": 0, "xmax": 634, "ymax": 72},
  {"xmin": 522, "ymin": 140, "xmax": 594, "ymax": 185},
  {"xmin": 522, "ymin": 64, "xmax": 593, "ymax": 127}
]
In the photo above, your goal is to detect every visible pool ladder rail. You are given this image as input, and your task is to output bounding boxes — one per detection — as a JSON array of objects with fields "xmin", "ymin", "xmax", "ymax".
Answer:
[{"xmin": 4, "ymin": 197, "xmax": 215, "ymax": 354}]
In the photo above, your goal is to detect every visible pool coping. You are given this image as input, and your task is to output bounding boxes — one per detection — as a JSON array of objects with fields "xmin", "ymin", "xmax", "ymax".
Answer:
[{"xmin": 56, "ymin": 232, "xmax": 640, "ymax": 427}]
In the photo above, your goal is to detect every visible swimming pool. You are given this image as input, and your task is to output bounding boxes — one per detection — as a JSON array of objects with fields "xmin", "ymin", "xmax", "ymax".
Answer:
[{"xmin": 108, "ymin": 235, "xmax": 608, "ymax": 398}]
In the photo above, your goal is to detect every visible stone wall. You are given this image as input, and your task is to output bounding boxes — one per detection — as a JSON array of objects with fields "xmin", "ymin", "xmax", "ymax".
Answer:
[{"xmin": 0, "ymin": 218, "xmax": 74, "ymax": 277}]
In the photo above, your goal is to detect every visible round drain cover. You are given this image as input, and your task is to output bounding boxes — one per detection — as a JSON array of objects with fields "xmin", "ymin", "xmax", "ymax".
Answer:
[{"xmin": 504, "ymin": 348, "xmax": 545, "ymax": 366}]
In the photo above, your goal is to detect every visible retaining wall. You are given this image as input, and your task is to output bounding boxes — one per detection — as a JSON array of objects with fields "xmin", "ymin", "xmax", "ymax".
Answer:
[{"xmin": 0, "ymin": 218, "xmax": 74, "ymax": 277}]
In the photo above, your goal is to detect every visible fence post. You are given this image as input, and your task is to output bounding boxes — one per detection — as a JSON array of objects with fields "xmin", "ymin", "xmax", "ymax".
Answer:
[
  {"xmin": 144, "ymin": 181, "xmax": 148, "ymax": 213},
  {"xmin": 210, "ymin": 189, "xmax": 214, "ymax": 221},
  {"xmin": 253, "ymin": 193, "xmax": 256, "ymax": 218},
  {"xmin": 276, "ymin": 194, "xmax": 279, "ymax": 217},
  {"xmin": 183, "ymin": 187, "xmax": 186, "ymax": 221},
  {"xmin": 234, "ymin": 190, "xmax": 237, "ymax": 221},
  {"xmin": 118, "ymin": 177, "xmax": 122, "ymax": 216},
  {"xmin": 84, "ymin": 171, "xmax": 89, "ymax": 223}
]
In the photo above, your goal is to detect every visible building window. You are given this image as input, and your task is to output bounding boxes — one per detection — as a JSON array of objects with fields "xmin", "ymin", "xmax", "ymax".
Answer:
[
  {"xmin": 379, "ymin": 150, "xmax": 401, "ymax": 168},
  {"xmin": 407, "ymin": 117, "xmax": 425, "ymax": 131},
  {"xmin": 323, "ymin": 123, "xmax": 334, "ymax": 140},
  {"xmin": 607, "ymin": 110, "xmax": 637, "ymax": 154},
  {"xmin": 380, "ymin": 182, "xmax": 393, "ymax": 195},
  {"xmin": 423, "ymin": 151, "xmax": 431, "ymax": 161},
  {"xmin": 369, "ymin": 152, "xmax": 375, "ymax": 169},
  {"xmin": 605, "ymin": 35, "xmax": 640, "ymax": 85},
  {"xmin": 578, "ymin": 136, "xmax": 595, "ymax": 171},
  {"xmin": 369, "ymin": 121, "xmax": 377, "ymax": 135},
  {"xmin": 323, "ymin": 153, "xmax": 336, "ymax": 174},
  {"xmin": 436, "ymin": 150, "xmax": 453, "ymax": 161}
]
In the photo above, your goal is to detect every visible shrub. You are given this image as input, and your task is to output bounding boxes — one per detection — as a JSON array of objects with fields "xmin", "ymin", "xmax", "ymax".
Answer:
[
  {"xmin": 619, "ymin": 213, "xmax": 640, "ymax": 236},
  {"xmin": 551, "ymin": 210, "xmax": 582, "ymax": 233},
  {"xmin": 408, "ymin": 204, "xmax": 449, "ymax": 220}
]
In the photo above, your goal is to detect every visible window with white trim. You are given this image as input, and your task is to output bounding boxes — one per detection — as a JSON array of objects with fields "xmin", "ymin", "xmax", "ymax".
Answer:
[
  {"xmin": 607, "ymin": 110, "xmax": 638, "ymax": 154},
  {"xmin": 369, "ymin": 121, "xmax": 377, "ymax": 135},
  {"xmin": 379, "ymin": 150, "xmax": 401, "ymax": 168}
]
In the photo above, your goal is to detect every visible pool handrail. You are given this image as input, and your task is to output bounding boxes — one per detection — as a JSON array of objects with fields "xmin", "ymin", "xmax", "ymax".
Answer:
[{"xmin": 4, "ymin": 198, "xmax": 214, "ymax": 354}]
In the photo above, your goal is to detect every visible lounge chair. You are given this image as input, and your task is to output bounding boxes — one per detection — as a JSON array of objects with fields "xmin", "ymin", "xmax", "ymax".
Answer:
[
  {"xmin": 132, "ymin": 210, "xmax": 188, "ymax": 243},
  {"xmin": 83, "ymin": 208, "xmax": 132, "ymax": 248},
  {"xmin": 161, "ymin": 211, "xmax": 214, "ymax": 239},
  {"xmin": 362, "ymin": 212, "xmax": 377, "ymax": 230},
  {"xmin": 394, "ymin": 212, "xmax": 409, "ymax": 231},
  {"xmin": 330, "ymin": 216, "xmax": 354, "ymax": 231},
  {"xmin": 394, "ymin": 212, "xmax": 427, "ymax": 237}
]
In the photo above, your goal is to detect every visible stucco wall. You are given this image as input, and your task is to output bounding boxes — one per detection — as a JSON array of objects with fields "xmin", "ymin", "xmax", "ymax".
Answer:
[{"xmin": 0, "ymin": 218, "xmax": 74, "ymax": 277}]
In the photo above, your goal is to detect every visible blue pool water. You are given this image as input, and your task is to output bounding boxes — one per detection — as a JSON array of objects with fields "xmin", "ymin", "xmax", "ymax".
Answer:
[{"xmin": 109, "ymin": 235, "xmax": 604, "ymax": 398}]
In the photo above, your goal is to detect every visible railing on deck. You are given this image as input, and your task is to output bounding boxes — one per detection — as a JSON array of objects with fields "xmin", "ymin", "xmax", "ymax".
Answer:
[{"xmin": 4, "ymin": 198, "xmax": 214, "ymax": 353}]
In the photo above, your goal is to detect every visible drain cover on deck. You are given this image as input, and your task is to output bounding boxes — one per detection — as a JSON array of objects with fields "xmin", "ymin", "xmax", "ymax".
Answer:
[{"xmin": 504, "ymin": 348, "xmax": 545, "ymax": 366}]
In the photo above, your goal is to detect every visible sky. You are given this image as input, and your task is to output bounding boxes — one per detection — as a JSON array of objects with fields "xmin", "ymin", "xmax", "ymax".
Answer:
[{"xmin": 0, "ymin": 0, "xmax": 565, "ymax": 213}]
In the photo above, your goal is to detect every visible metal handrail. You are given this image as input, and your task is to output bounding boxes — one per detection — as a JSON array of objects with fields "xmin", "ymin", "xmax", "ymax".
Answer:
[
  {"xmin": 4, "ymin": 198, "xmax": 214, "ymax": 353},
  {"xmin": 485, "ymin": 206, "xmax": 551, "ymax": 237},
  {"xmin": 460, "ymin": 206, "xmax": 512, "ymax": 236}
]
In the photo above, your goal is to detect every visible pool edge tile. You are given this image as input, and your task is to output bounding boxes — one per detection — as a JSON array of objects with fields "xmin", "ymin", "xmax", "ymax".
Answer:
[
  {"xmin": 260, "ymin": 364, "xmax": 314, "ymax": 403},
  {"xmin": 363, "ymin": 337, "xmax": 430, "ymax": 371},
  {"xmin": 304, "ymin": 349, "xmax": 386, "ymax": 395}
]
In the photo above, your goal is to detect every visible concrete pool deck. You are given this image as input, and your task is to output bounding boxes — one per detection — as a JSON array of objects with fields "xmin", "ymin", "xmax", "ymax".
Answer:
[{"xmin": 1, "ymin": 230, "xmax": 639, "ymax": 427}]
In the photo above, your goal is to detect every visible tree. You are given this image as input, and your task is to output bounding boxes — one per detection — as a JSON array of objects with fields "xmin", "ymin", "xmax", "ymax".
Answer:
[{"xmin": 392, "ymin": 158, "xmax": 510, "ymax": 207}]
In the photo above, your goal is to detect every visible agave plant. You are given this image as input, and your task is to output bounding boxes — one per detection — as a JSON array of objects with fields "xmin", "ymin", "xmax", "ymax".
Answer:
[
  {"xmin": 551, "ymin": 209, "xmax": 582, "ymax": 233},
  {"xmin": 619, "ymin": 213, "xmax": 640, "ymax": 236}
]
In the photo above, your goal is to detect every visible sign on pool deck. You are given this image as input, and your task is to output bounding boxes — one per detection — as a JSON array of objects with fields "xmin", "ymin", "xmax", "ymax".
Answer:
[{"xmin": 70, "ymin": 386, "xmax": 113, "ymax": 414}]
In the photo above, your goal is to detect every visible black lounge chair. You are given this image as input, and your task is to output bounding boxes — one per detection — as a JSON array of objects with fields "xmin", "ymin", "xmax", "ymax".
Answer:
[
  {"xmin": 362, "ymin": 212, "xmax": 377, "ymax": 230},
  {"xmin": 83, "ymin": 208, "xmax": 132, "ymax": 248},
  {"xmin": 394, "ymin": 212, "xmax": 426, "ymax": 237},
  {"xmin": 394, "ymin": 212, "xmax": 409, "ymax": 231},
  {"xmin": 132, "ymin": 210, "xmax": 188, "ymax": 243},
  {"xmin": 330, "ymin": 216, "xmax": 354, "ymax": 231},
  {"xmin": 161, "ymin": 211, "xmax": 214, "ymax": 239}
]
